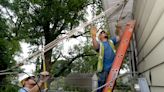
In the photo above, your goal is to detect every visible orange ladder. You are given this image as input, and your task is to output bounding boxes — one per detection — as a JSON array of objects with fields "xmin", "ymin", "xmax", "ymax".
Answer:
[{"xmin": 103, "ymin": 20, "xmax": 136, "ymax": 92}]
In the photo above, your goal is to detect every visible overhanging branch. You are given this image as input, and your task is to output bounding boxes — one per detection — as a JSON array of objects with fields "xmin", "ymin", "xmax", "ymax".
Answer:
[
  {"xmin": 70, "ymin": 31, "xmax": 90, "ymax": 38},
  {"xmin": 54, "ymin": 53, "xmax": 96, "ymax": 77}
]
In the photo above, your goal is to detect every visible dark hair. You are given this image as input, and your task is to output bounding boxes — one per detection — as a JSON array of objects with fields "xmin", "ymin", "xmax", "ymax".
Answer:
[
  {"xmin": 100, "ymin": 31, "xmax": 108, "ymax": 39},
  {"xmin": 100, "ymin": 31, "xmax": 106, "ymax": 34}
]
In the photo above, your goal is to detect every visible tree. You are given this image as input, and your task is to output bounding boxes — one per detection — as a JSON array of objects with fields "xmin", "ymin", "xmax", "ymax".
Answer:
[
  {"xmin": 51, "ymin": 43, "xmax": 98, "ymax": 77},
  {"xmin": 0, "ymin": 0, "xmax": 104, "ymax": 77},
  {"xmin": 1, "ymin": 0, "xmax": 99, "ymax": 73},
  {"xmin": 0, "ymin": 9, "xmax": 20, "ymax": 90},
  {"xmin": 0, "ymin": 0, "xmax": 103, "ymax": 76}
]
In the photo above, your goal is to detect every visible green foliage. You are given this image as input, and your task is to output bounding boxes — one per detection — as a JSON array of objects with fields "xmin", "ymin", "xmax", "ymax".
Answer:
[
  {"xmin": 50, "ymin": 41, "xmax": 98, "ymax": 77},
  {"xmin": 0, "ymin": 12, "xmax": 20, "ymax": 65},
  {"xmin": 0, "ymin": 0, "xmax": 99, "ymax": 74},
  {"xmin": 1, "ymin": 0, "xmax": 103, "ymax": 78},
  {"xmin": 0, "ymin": 16, "xmax": 20, "ymax": 80},
  {"xmin": 71, "ymin": 44, "xmax": 97, "ymax": 73},
  {"xmin": 51, "ymin": 59, "xmax": 69, "ymax": 76},
  {"xmin": 115, "ymin": 78, "xmax": 131, "ymax": 92},
  {"xmin": 0, "ymin": 75, "xmax": 19, "ymax": 92},
  {"xmin": 0, "ymin": 84, "xmax": 19, "ymax": 92},
  {"xmin": 6, "ymin": 0, "xmax": 91, "ymax": 44},
  {"xmin": 1, "ymin": 0, "xmax": 102, "ymax": 73},
  {"xmin": 0, "ymin": 4, "xmax": 20, "ymax": 89}
]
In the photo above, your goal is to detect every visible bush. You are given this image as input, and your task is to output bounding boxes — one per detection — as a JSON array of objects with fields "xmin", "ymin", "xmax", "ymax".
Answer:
[{"xmin": 0, "ymin": 84, "xmax": 19, "ymax": 92}]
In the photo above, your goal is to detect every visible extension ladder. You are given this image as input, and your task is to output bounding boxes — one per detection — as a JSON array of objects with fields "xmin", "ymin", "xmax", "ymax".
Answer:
[{"xmin": 103, "ymin": 20, "xmax": 136, "ymax": 92}]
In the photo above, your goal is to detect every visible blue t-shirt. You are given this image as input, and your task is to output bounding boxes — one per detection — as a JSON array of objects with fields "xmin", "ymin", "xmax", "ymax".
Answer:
[
  {"xmin": 19, "ymin": 87, "xmax": 28, "ymax": 92},
  {"xmin": 99, "ymin": 37, "xmax": 117, "ymax": 72}
]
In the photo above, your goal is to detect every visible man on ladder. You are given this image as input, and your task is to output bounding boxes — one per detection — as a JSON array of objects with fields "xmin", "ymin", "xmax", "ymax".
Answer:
[{"xmin": 90, "ymin": 26, "xmax": 122, "ymax": 92}]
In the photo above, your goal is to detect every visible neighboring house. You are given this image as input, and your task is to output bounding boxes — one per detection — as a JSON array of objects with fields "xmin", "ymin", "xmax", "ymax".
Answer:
[
  {"xmin": 133, "ymin": 0, "xmax": 164, "ymax": 92},
  {"xmin": 65, "ymin": 73, "xmax": 98, "ymax": 91}
]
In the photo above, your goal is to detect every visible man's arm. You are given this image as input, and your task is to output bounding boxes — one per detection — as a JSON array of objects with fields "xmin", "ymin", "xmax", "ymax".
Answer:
[
  {"xmin": 29, "ymin": 72, "xmax": 50, "ymax": 92},
  {"xmin": 90, "ymin": 26, "xmax": 99, "ymax": 50},
  {"xmin": 29, "ymin": 81, "xmax": 43, "ymax": 92}
]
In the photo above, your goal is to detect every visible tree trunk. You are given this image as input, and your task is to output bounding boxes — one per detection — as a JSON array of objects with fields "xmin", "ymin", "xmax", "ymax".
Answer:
[
  {"xmin": 42, "ymin": 22, "xmax": 53, "ymax": 72},
  {"xmin": 44, "ymin": 50, "xmax": 52, "ymax": 72}
]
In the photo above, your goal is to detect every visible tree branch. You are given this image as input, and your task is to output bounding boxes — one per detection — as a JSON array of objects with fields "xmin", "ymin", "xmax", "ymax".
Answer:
[
  {"xmin": 53, "ymin": 21, "xmax": 66, "ymax": 39},
  {"xmin": 54, "ymin": 53, "xmax": 96, "ymax": 77},
  {"xmin": 50, "ymin": 18, "xmax": 60, "ymax": 33},
  {"xmin": 51, "ymin": 52, "xmax": 62, "ymax": 65},
  {"xmin": 5, "ymin": 7, "xmax": 15, "ymax": 24},
  {"xmin": 70, "ymin": 31, "xmax": 89, "ymax": 38}
]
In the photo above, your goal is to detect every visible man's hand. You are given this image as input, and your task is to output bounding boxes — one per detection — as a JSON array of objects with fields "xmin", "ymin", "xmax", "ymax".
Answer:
[
  {"xmin": 90, "ymin": 26, "xmax": 97, "ymax": 37},
  {"xmin": 40, "ymin": 71, "xmax": 50, "ymax": 83},
  {"xmin": 40, "ymin": 71, "xmax": 49, "ymax": 76},
  {"xmin": 30, "ymin": 71, "xmax": 50, "ymax": 92},
  {"xmin": 90, "ymin": 26, "xmax": 99, "ymax": 50}
]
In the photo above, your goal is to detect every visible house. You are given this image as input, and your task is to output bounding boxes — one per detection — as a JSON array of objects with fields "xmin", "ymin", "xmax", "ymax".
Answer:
[
  {"xmin": 64, "ymin": 73, "xmax": 98, "ymax": 91},
  {"xmin": 133, "ymin": 0, "xmax": 164, "ymax": 91}
]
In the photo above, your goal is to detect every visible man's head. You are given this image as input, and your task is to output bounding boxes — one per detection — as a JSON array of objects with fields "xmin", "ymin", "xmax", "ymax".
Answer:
[
  {"xmin": 19, "ymin": 74, "xmax": 36, "ymax": 88},
  {"xmin": 97, "ymin": 29, "xmax": 108, "ymax": 41}
]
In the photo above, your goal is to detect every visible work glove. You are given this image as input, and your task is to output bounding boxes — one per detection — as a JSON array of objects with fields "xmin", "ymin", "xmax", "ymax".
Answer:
[
  {"xmin": 90, "ymin": 26, "xmax": 97, "ymax": 37},
  {"xmin": 40, "ymin": 71, "xmax": 50, "ymax": 83}
]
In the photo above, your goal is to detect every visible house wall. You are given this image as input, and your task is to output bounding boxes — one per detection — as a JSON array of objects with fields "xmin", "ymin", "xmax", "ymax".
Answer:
[{"xmin": 133, "ymin": 0, "xmax": 164, "ymax": 91}]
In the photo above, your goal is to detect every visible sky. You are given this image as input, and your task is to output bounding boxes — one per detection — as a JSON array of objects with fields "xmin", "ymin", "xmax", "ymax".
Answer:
[{"xmin": 15, "ymin": 42, "xmax": 36, "ymax": 73}]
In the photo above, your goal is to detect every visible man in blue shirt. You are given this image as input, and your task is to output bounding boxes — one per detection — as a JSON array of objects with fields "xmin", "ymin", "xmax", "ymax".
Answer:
[
  {"xmin": 90, "ymin": 26, "xmax": 122, "ymax": 92},
  {"xmin": 19, "ymin": 71, "xmax": 49, "ymax": 92}
]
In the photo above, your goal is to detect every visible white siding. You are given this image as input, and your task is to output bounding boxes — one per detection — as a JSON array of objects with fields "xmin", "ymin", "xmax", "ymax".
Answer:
[
  {"xmin": 133, "ymin": 0, "xmax": 164, "ymax": 91},
  {"xmin": 151, "ymin": 64, "xmax": 164, "ymax": 86},
  {"xmin": 138, "ymin": 39, "xmax": 164, "ymax": 73},
  {"xmin": 137, "ymin": 0, "xmax": 164, "ymax": 55},
  {"xmin": 135, "ymin": 0, "xmax": 156, "ymax": 43},
  {"xmin": 150, "ymin": 87, "xmax": 164, "ymax": 92},
  {"xmin": 137, "ymin": 14, "xmax": 164, "ymax": 72}
]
